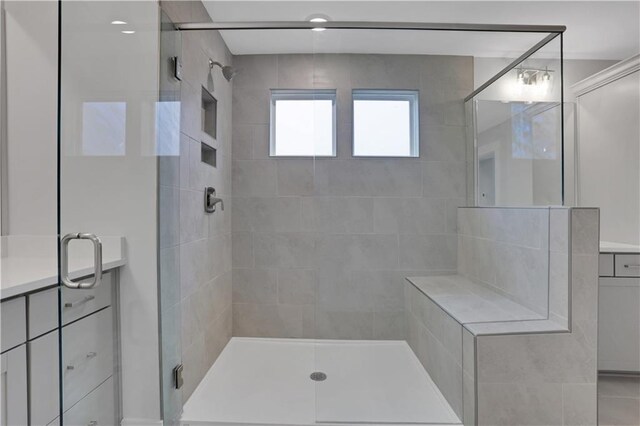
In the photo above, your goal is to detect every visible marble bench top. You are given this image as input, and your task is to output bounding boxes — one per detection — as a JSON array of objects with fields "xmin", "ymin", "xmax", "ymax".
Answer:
[{"xmin": 406, "ymin": 275, "xmax": 568, "ymax": 336}]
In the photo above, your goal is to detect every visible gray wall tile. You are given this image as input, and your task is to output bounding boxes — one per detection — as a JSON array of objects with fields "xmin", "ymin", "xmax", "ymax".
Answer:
[
  {"xmin": 231, "ymin": 53, "xmax": 471, "ymax": 341},
  {"xmin": 159, "ymin": 4, "xmax": 235, "ymax": 404}
]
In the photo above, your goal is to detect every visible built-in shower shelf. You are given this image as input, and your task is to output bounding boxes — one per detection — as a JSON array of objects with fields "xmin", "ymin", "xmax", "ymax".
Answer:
[{"xmin": 201, "ymin": 86, "xmax": 217, "ymax": 140}]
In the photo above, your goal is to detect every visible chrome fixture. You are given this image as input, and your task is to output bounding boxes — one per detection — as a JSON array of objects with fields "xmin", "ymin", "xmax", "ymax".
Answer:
[
  {"xmin": 310, "ymin": 371, "xmax": 327, "ymax": 381},
  {"xmin": 306, "ymin": 14, "xmax": 331, "ymax": 32},
  {"xmin": 204, "ymin": 187, "xmax": 224, "ymax": 213},
  {"xmin": 515, "ymin": 66, "xmax": 554, "ymax": 86},
  {"xmin": 60, "ymin": 233, "xmax": 103, "ymax": 289},
  {"xmin": 209, "ymin": 59, "xmax": 237, "ymax": 82}
]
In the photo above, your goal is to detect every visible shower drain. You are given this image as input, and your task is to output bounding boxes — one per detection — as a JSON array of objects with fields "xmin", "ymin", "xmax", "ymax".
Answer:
[{"xmin": 310, "ymin": 372, "xmax": 327, "ymax": 381}]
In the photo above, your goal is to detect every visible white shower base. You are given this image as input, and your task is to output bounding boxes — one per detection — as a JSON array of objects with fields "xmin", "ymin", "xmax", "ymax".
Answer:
[{"xmin": 181, "ymin": 338, "xmax": 461, "ymax": 426}]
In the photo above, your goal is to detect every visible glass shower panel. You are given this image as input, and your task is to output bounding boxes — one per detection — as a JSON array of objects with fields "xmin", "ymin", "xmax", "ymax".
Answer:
[
  {"xmin": 158, "ymin": 10, "xmax": 182, "ymax": 425},
  {"xmin": 469, "ymin": 34, "xmax": 563, "ymax": 206},
  {"xmin": 59, "ymin": 1, "xmax": 163, "ymax": 424},
  {"xmin": 308, "ymin": 28, "xmax": 473, "ymax": 425}
]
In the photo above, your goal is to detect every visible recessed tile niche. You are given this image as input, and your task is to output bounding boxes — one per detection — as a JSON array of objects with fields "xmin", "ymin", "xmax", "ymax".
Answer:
[
  {"xmin": 201, "ymin": 142, "xmax": 217, "ymax": 168},
  {"xmin": 201, "ymin": 86, "xmax": 217, "ymax": 140}
]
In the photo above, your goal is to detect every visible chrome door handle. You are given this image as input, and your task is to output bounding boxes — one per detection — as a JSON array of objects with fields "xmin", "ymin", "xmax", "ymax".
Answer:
[
  {"xmin": 60, "ymin": 233, "xmax": 102, "ymax": 289},
  {"xmin": 623, "ymin": 264, "xmax": 640, "ymax": 268}
]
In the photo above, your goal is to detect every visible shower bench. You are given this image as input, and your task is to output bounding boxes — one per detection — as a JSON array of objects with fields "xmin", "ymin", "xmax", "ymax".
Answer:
[{"xmin": 404, "ymin": 207, "xmax": 599, "ymax": 426}]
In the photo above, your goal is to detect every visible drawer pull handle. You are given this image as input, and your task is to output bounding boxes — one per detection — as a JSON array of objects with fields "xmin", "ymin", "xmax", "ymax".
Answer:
[
  {"xmin": 66, "ymin": 352, "xmax": 97, "ymax": 370},
  {"xmin": 88, "ymin": 421, "xmax": 98, "ymax": 426},
  {"xmin": 623, "ymin": 264, "xmax": 640, "ymax": 269},
  {"xmin": 64, "ymin": 295, "xmax": 96, "ymax": 308}
]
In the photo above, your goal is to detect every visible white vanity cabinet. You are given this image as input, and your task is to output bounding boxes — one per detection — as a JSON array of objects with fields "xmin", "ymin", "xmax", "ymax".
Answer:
[
  {"xmin": 0, "ymin": 270, "xmax": 120, "ymax": 426},
  {"xmin": 598, "ymin": 253, "xmax": 640, "ymax": 372},
  {"xmin": 1, "ymin": 344, "xmax": 28, "ymax": 426},
  {"xmin": 0, "ymin": 296, "xmax": 28, "ymax": 426}
]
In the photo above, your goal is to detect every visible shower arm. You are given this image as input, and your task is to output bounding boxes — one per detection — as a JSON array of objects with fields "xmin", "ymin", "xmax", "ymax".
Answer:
[{"xmin": 209, "ymin": 59, "xmax": 223, "ymax": 70}]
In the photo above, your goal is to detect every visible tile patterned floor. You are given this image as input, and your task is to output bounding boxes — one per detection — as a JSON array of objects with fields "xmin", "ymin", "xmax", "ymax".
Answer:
[{"xmin": 599, "ymin": 374, "xmax": 640, "ymax": 426}]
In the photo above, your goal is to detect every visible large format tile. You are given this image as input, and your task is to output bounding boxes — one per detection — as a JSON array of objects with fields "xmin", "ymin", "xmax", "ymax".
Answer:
[
  {"xmin": 423, "ymin": 161, "xmax": 467, "ymax": 198},
  {"xmin": 314, "ymin": 159, "xmax": 423, "ymax": 196},
  {"xmin": 314, "ymin": 309, "xmax": 374, "ymax": 340},
  {"xmin": 254, "ymin": 232, "xmax": 316, "ymax": 268},
  {"xmin": 276, "ymin": 159, "xmax": 315, "ymax": 196},
  {"xmin": 232, "ymin": 197, "xmax": 302, "ymax": 232},
  {"xmin": 232, "ymin": 268, "xmax": 277, "ymax": 304},
  {"xmin": 315, "ymin": 234, "xmax": 399, "ymax": 270},
  {"xmin": 232, "ymin": 55, "xmax": 278, "ymax": 89},
  {"xmin": 277, "ymin": 269, "xmax": 317, "ymax": 305},
  {"xmin": 303, "ymin": 197, "xmax": 374, "ymax": 234},
  {"xmin": 373, "ymin": 197, "xmax": 446, "ymax": 235},
  {"xmin": 232, "ymin": 160, "xmax": 277, "ymax": 197},
  {"xmin": 562, "ymin": 383, "xmax": 597, "ymax": 426},
  {"xmin": 232, "ymin": 304, "xmax": 305, "ymax": 338},
  {"xmin": 477, "ymin": 383, "xmax": 563, "ymax": 426},
  {"xmin": 349, "ymin": 54, "xmax": 421, "ymax": 89},
  {"xmin": 400, "ymin": 234, "xmax": 457, "ymax": 270}
]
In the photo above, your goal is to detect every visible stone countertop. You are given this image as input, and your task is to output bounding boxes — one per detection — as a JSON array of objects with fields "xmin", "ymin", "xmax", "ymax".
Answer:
[
  {"xmin": 1, "ymin": 236, "xmax": 125, "ymax": 300},
  {"xmin": 600, "ymin": 241, "xmax": 640, "ymax": 254}
]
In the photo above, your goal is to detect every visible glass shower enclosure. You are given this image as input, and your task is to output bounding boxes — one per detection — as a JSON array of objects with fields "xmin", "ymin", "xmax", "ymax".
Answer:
[{"xmin": 38, "ymin": 4, "xmax": 567, "ymax": 425}]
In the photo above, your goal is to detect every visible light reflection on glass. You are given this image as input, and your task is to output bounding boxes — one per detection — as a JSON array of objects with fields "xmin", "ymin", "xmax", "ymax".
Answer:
[
  {"xmin": 155, "ymin": 101, "xmax": 180, "ymax": 156},
  {"xmin": 82, "ymin": 102, "xmax": 126, "ymax": 156}
]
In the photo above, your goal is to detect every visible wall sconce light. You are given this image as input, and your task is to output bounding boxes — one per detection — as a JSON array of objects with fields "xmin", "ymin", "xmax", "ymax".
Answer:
[{"xmin": 516, "ymin": 66, "xmax": 554, "ymax": 86}]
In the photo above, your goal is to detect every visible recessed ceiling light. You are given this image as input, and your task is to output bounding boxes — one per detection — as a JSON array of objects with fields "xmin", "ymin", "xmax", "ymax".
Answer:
[
  {"xmin": 121, "ymin": 30, "xmax": 136, "ymax": 34},
  {"xmin": 309, "ymin": 17, "xmax": 327, "ymax": 23},
  {"xmin": 111, "ymin": 20, "xmax": 127, "ymax": 25}
]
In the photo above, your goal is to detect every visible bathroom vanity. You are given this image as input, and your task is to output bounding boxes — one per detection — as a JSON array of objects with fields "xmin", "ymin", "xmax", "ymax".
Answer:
[
  {"xmin": 0, "ymin": 236, "xmax": 125, "ymax": 426},
  {"xmin": 599, "ymin": 243, "xmax": 640, "ymax": 373}
]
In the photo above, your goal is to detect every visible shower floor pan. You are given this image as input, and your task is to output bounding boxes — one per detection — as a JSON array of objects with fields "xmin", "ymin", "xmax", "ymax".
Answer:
[{"xmin": 181, "ymin": 338, "xmax": 461, "ymax": 426}]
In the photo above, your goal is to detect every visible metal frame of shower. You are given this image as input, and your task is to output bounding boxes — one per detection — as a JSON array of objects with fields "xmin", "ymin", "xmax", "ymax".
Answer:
[{"xmin": 176, "ymin": 20, "xmax": 566, "ymax": 207}]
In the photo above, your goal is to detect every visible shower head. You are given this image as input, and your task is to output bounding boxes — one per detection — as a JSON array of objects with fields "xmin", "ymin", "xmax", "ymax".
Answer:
[{"xmin": 209, "ymin": 59, "xmax": 237, "ymax": 82}]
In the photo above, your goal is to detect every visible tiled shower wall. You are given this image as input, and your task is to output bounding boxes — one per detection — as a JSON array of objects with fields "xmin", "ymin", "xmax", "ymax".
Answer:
[
  {"xmin": 457, "ymin": 207, "xmax": 550, "ymax": 316},
  {"xmin": 160, "ymin": 0, "xmax": 233, "ymax": 410},
  {"xmin": 231, "ymin": 54, "xmax": 473, "ymax": 340}
]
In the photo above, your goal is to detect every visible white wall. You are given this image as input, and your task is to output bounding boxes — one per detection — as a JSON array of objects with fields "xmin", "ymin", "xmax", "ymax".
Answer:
[
  {"xmin": 3, "ymin": 1, "xmax": 57, "ymax": 235},
  {"xmin": 59, "ymin": 1, "xmax": 162, "ymax": 422},
  {"xmin": 574, "ymin": 60, "xmax": 640, "ymax": 245}
]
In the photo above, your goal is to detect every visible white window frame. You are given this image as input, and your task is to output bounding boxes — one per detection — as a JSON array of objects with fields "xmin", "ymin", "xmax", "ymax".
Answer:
[
  {"xmin": 269, "ymin": 89, "xmax": 337, "ymax": 157},
  {"xmin": 352, "ymin": 89, "xmax": 420, "ymax": 158}
]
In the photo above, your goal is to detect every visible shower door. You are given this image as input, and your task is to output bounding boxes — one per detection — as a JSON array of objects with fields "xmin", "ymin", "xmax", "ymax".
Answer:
[{"xmin": 57, "ymin": 1, "xmax": 165, "ymax": 424}]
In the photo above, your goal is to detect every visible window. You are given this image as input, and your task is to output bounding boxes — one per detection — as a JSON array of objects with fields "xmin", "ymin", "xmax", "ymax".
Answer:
[
  {"xmin": 270, "ymin": 89, "xmax": 336, "ymax": 157},
  {"xmin": 352, "ymin": 90, "xmax": 419, "ymax": 157}
]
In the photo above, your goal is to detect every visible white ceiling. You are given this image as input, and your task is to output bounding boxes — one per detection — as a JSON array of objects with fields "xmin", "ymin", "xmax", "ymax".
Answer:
[{"xmin": 202, "ymin": 1, "xmax": 640, "ymax": 60}]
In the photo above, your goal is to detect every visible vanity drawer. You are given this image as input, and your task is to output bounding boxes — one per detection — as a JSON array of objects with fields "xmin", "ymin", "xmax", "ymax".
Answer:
[
  {"xmin": 615, "ymin": 254, "xmax": 640, "ymax": 277},
  {"xmin": 29, "ymin": 287, "xmax": 59, "ymax": 338},
  {"xmin": 62, "ymin": 307, "xmax": 113, "ymax": 410},
  {"xmin": 599, "ymin": 254, "xmax": 614, "ymax": 277},
  {"xmin": 62, "ymin": 272, "xmax": 112, "ymax": 325},
  {"xmin": 63, "ymin": 376, "xmax": 115, "ymax": 426},
  {"xmin": 1, "ymin": 296, "xmax": 27, "ymax": 352}
]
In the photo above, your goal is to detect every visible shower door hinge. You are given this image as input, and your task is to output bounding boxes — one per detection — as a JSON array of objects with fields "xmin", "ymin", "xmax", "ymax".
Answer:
[
  {"xmin": 174, "ymin": 364, "xmax": 184, "ymax": 389},
  {"xmin": 172, "ymin": 56, "xmax": 183, "ymax": 81}
]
